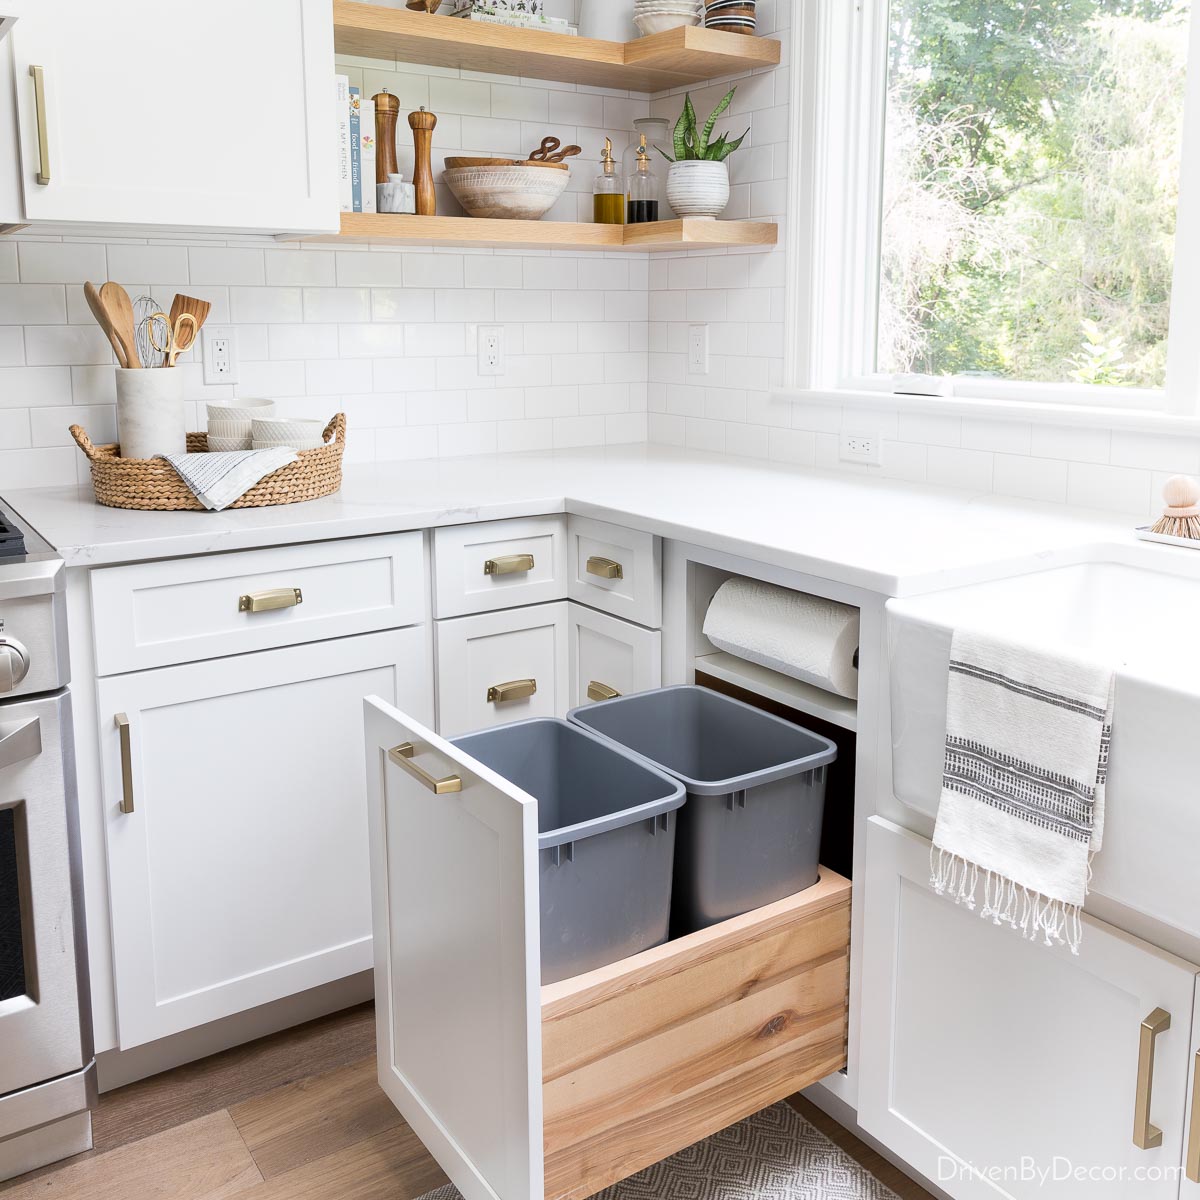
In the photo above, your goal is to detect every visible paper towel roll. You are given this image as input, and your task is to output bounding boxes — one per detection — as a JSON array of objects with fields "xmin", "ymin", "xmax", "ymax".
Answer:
[{"xmin": 702, "ymin": 578, "xmax": 860, "ymax": 699}]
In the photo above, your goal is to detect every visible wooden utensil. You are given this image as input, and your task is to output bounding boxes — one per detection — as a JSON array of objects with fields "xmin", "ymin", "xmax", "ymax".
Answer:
[
  {"xmin": 406, "ymin": 0, "xmax": 442, "ymax": 10},
  {"xmin": 147, "ymin": 311, "xmax": 198, "ymax": 368},
  {"xmin": 168, "ymin": 293, "xmax": 211, "ymax": 338},
  {"xmin": 409, "ymin": 106, "xmax": 438, "ymax": 216},
  {"xmin": 98, "ymin": 282, "xmax": 139, "ymax": 371},
  {"xmin": 84, "ymin": 281, "xmax": 130, "ymax": 369},
  {"xmin": 444, "ymin": 155, "xmax": 568, "ymax": 171},
  {"xmin": 529, "ymin": 137, "xmax": 583, "ymax": 164}
]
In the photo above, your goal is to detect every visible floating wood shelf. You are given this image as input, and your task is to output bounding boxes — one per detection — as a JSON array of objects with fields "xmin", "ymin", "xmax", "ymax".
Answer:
[
  {"xmin": 333, "ymin": 1, "xmax": 781, "ymax": 93},
  {"xmin": 307, "ymin": 213, "xmax": 778, "ymax": 252}
]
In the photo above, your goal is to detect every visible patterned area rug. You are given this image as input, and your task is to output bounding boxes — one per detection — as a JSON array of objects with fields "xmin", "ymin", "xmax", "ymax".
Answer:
[{"xmin": 419, "ymin": 1101, "xmax": 900, "ymax": 1200}]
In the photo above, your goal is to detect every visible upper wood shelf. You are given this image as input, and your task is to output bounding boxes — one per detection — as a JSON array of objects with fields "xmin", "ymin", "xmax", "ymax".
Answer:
[
  {"xmin": 333, "ymin": 1, "xmax": 782, "ymax": 93},
  {"xmin": 307, "ymin": 213, "xmax": 778, "ymax": 252}
]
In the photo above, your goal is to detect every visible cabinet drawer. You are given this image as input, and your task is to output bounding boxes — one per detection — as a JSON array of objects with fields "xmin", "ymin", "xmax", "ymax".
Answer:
[
  {"xmin": 434, "ymin": 516, "xmax": 566, "ymax": 619},
  {"xmin": 436, "ymin": 602, "xmax": 570, "ymax": 736},
  {"xmin": 567, "ymin": 516, "xmax": 660, "ymax": 628},
  {"xmin": 91, "ymin": 534, "xmax": 425, "ymax": 675},
  {"xmin": 568, "ymin": 603, "xmax": 660, "ymax": 709}
]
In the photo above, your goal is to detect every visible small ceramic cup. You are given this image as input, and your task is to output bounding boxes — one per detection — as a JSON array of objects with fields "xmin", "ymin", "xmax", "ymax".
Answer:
[
  {"xmin": 206, "ymin": 398, "xmax": 277, "ymax": 449},
  {"xmin": 251, "ymin": 416, "xmax": 327, "ymax": 451}
]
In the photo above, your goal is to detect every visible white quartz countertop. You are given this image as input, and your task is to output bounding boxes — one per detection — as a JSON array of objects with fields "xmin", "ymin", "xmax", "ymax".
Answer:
[{"xmin": 3, "ymin": 445, "xmax": 1134, "ymax": 595}]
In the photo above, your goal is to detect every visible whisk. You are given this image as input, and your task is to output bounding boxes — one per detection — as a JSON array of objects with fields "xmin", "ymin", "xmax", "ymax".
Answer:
[{"xmin": 133, "ymin": 294, "xmax": 165, "ymax": 368}]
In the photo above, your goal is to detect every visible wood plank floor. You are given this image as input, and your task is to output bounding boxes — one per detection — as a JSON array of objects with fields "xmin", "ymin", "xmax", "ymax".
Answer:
[{"xmin": 2, "ymin": 1003, "xmax": 932, "ymax": 1200}]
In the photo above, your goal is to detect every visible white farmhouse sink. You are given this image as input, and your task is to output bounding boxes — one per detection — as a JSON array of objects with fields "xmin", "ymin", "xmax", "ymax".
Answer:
[{"xmin": 888, "ymin": 558, "xmax": 1200, "ymax": 937}]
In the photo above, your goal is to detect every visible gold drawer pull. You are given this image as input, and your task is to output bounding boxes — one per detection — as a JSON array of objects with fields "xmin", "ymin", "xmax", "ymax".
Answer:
[
  {"xmin": 239, "ymin": 587, "xmax": 303, "ymax": 613},
  {"xmin": 114, "ymin": 713, "xmax": 134, "ymax": 814},
  {"xmin": 586, "ymin": 556, "xmax": 624, "ymax": 580},
  {"xmin": 484, "ymin": 554, "xmax": 534, "ymax": 576},
  {"xmin": 587, "ymin": 681, "xmax": 620, "ymax": 702},
  {"xmin": 1187, "ymin": 1051, "xmax": 1200, "ymax": 1181},
  {"xmin": 389, "ymin": 743, "xmax": 462, "ymax": 795},
  {"xmin": 1134, "ymin": 1007, "xmax": 1171, "ymax": 1149},
  {"xmin": 29, "ymin": 65, "xmax": 50, "ymax": 186},
  {"xmin": 488, "ymin": 678, "xmax": 537, "ymax": 704}
]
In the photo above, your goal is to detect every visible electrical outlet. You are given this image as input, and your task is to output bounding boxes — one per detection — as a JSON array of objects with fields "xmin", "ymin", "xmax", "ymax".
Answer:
[
  {"xmin": 688, "ymin": 324, "xmax": 709, "ymax": 375},
  {"xmin": 840, "ymin": 432, "xmax": 882, "ymax": 465},
  {"xmin": 201, "ymin": 326, "xmax": 239, "ymax": 385},
  {"xmin": 477, "ymin": 325, "xmax": 504, "ymax": 376}
]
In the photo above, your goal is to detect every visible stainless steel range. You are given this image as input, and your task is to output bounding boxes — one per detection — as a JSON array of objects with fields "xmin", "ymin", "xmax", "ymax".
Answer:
[{"xmin": 0, "ymin": 499, "xmax": 94, "ymax": 1181}]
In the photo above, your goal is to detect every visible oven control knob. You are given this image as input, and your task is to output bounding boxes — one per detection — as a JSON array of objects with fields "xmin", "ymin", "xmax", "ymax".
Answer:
[{"xmin": 0, "ymin": 638, "xmax": 29, "ymax": 692}]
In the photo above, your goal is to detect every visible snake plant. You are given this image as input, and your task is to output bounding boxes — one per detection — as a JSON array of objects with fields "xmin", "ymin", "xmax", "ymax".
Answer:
[{"xmin": 657, "ymin": 88, "xmax": 748, "ymax": 163}]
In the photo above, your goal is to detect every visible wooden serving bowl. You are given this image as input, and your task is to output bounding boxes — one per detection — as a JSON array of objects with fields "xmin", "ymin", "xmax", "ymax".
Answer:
[{"xmin": 443, "ymin": 164, "xmax": 570, "ymax": 220}]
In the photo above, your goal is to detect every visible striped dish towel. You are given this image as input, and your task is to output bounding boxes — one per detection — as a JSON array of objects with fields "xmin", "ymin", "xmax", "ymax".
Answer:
[
  {"xmin": 162, "ymin": 448, "xmax": 296, "ymax": 512},
  {"xmin": 932, "ymin": 629, "xmax": 1114, "ymax": 954}
]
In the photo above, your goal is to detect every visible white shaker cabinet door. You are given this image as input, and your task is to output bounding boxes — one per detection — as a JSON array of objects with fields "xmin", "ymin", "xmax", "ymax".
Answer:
[
  {"xmin": 858, "ymin": 818, "xmax": 1198, "ymax": 1200},
  {"xmin": 9, "ymin": 0, "xmax": 336, "ymax": 232},
  {"xmin": 364, "ymin": 697, "xmax": 542, "ymax": 1200},
  {"xmin": 98, "ymin": 628, "xmax": 431, "ymax": 1049},
  {"xmin": 568, "ymin": 602, "xmax": 661, "ymax": 709}
]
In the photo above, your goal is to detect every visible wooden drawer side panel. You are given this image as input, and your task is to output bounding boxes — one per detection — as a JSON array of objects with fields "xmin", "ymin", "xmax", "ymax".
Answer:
[{"xmin": 540, "ymin": 872, "xmax": 851, "ymax": 1200}]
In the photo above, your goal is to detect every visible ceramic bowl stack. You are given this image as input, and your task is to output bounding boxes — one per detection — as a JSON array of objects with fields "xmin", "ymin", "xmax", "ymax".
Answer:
[
  {"xmin": 251, "ymin": 416, "xmax": 328, "ymax": 452},
  {"xmin": 443, "ymin": 164, "xmax": 569, "ymax": 221},
  {"xmin": 704, "ymin": 0, "xmax": 756, "ymax": 33},
  {"xmin": 634, "ymin": 0, "xmax": 701, "ymax": 35},
  {"xmin": 206, "ymin": 398, "xmax": 276, "ymax": 451}
]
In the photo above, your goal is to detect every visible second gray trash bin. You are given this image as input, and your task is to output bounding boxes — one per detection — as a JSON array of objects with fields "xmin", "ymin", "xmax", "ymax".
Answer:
[
  {"xmin": 568, "ymin": 685, "xmax": 838, "ymax": 932},
  {"xmin": 452, "ymin": 717, "xmax": 685, "ymax": 985}
]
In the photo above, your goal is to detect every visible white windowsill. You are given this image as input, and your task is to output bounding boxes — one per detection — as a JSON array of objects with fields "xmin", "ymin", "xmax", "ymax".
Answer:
[{"xmin": 774, "ymin": 387, "xmax": 1200, "ymax": 437}]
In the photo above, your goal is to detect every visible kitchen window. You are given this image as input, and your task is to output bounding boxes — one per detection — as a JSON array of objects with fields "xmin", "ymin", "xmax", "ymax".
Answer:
[{"xmin": 789, "ymin": 0, "xmax": 1200, "ymax": 416}]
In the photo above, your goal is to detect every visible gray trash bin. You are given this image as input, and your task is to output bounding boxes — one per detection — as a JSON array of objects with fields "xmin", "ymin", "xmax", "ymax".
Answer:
[
  {"xmin": 568, "ymin": 685, "xmax": 838, "ymax": 932},
  {"xmin": 452, "ymin": 717, "xmax": 685, "ymax": 985}
]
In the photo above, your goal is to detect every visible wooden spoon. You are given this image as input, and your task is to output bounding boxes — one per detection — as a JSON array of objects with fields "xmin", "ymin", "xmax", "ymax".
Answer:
[
  {"xmin": 98, "ymin": 282, "xmax": 139, "ymax": 370},
  {"xmin": 83, "ymin": 281, "xmax": 130, "ymax": 369}
]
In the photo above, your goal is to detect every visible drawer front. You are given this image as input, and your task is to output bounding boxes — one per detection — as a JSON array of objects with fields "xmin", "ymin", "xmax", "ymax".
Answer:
[
  {"xmin": 567, "ymin": 516, "xmax": 660, "ymax": 628},
  {"xmin": 540, "ymin": 871, "xmax": 851, "ymax": 1200},
  {"xmin": 434, "ymin": 516, "xmax": 566, "ymax": 619},
  {"xmin": 91, "ymin": 533, "xmax": 426, "ymax": 675},
  {"xmin": 436, "ymin": 602, "xmax": 570, "ymax": 736},
  {"xmin": 568, "ymin": 603, "xmax": 661, "ymax": 709}
]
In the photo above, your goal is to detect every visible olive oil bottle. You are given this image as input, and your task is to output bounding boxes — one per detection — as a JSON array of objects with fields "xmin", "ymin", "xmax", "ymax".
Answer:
[{"xmin": 593, "ymin": 137, "xmax": 625, "ymax": 225}]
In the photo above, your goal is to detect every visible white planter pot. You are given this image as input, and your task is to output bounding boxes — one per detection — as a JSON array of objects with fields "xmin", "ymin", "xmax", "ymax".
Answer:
[
  {"xmin": 578, "ymin": 0, "xmax": 636, "ymax": 41},
  {"xmin": 116, "ymin": 369, "xmax": 186, "ymax": 460},
  {"xmin": 666, "ymin": 160, "xmax": 731, "ymax": 218}
]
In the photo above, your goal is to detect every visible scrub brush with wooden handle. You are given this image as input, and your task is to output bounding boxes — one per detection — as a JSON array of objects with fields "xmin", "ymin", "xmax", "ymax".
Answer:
[{"xmin": 1150, "ymin": 475, "xmax": 1200, "ymax": 540}]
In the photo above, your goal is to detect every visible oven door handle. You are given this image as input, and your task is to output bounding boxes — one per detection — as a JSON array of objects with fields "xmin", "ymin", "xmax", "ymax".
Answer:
[{"xmin": 0, "ymin": 716, "xmax": 41, "ymax": 772}]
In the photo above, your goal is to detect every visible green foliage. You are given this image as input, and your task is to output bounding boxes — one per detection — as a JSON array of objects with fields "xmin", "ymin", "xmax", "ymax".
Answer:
[
  {"xmin": 878, "ymin": 0, "xmax": 1187, "ymax": 389},
  {"xmin": 658, "ymin": 88, "xmax": 749, "ymax": 162}
]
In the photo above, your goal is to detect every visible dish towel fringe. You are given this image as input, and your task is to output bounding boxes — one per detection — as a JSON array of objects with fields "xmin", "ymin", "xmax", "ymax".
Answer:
[
  {"xmin": 162, "ymin": 448, "xmax": 297, "ymax": 512},
  {"xmin": 931, "ymin": 629, "xmax": 1114, "ymax": 955}
]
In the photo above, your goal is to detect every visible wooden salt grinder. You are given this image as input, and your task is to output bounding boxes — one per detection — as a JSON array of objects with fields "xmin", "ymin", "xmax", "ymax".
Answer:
[
  {"xmin": 409, "ymin": 106, "xmax": 437, "ymax": 216},
  {"xmin": 373, "ymin": 89, "xmax": 401, "ymax": 184}
]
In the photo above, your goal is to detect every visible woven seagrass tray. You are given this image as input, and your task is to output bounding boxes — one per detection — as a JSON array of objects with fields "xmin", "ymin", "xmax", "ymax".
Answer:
[{"xmin": 69, "ymin": 414, "xmax": 346, "ymax": 511}]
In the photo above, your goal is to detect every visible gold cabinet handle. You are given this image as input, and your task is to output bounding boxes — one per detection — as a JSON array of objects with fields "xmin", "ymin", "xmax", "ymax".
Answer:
[
  {"xmin": 29, "ymin": 65, "xmax": 50, "ymax": 186},
  {"xmin": 389, "ymin": 743, "xmax": 462, "ymax": 795},
  {"xmin": 1134, "ymin": 1007, "xmax": 1171, "ymax": 1149},
  {"xmin": 114, "ymin": 713, "xmax": 134, "ymax": 814},
  {"xmin": 238, "ymin": 587, "xmax": 303, "ymax": 613},
  {"xmin": 484, "ymin": 554, "xmax": 534, "ymax": 576},
  {"xmin": 487, "ymin": 678, "xmax": 536, "ymax": 704},
  {"xmin": 1187, "ymin": 1051, "xmax": 1200, "ymax": 1181},
  {"xmin": 587, "ymin": 681, "xmax": 620, "ymax": 702},
  {"xmin": 586, "ymin": 556, "xmax": 624, "ymax": 580}
]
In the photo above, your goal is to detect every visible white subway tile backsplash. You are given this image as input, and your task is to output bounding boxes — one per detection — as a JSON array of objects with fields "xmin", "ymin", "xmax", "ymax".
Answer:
[
  {"xmin": 992, "ymin": 453, "xmax": 1069, "ymax": 503},
  {"xmin": 24, "ymin": 326, "xmax": 113, "ymax": 367},
  {"xmin": 0, "ymin": 285, "xmax": 66, "ymax": 326},
  {"xmin": 17, "ymin": 242, "xmax": 107, "ymax": 285},
  {"xmin": 1067, "ymin": 461, "xmax": 1153, "ymax": 514},
  {"xmin": 107, "ymin": 244, "xmax": 191, "ymax": 284},
  {"xmin": 188, "ymin": 247, "xmax": 265, "ymax": 286},
  {"xmin": 229, "ymin": 287, "xmax": 304, "ymax": 324},
  {"xmin": 0, "ymin": 329, "xmax": 22, "ymax": 367},
  {"xmin": 303, "ymin": 288, "xmax": 371, "ymax": 323},
  {"xmin": 1031, "ymin": 423, "xmax": 1111, "ymax": 464},
  {"xmin": 264, "ymin": 250, "xmax": 337, "ymax": 287},
  {"xmin": 0, "ymin": 244, "xmax": 17, "ymax": 284}
]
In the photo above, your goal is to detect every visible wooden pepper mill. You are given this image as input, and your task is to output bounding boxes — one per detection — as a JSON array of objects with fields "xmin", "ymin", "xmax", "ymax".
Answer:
[
  {"xmin": 409, "ymin": 106, "xmax": 437, "ymax": 216},
  {"xmin": 373, "ymin": 89, "xmax": 401, "ymax": 184}
]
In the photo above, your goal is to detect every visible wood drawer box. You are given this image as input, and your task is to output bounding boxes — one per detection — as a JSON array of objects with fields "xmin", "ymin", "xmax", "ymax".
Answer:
[
  {"xmin": 567, "ymin": 515, "xmax": 660, "ymax": 628},
  {"xmin": 364, "ymin": 697, "xmax": 850, "ymax": 1200},
  {"xmin": 433, "ymin": 516, "xmax": 566, "ymax": 619},
  {"xmin": 91, "ymin": 533, "xmax": 425, "ymax": 675}
]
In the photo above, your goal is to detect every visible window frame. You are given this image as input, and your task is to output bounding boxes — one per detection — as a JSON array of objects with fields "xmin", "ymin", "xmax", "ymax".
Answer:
[{"xmin": 784, "ymin": 0, "xmax": 1200, "ymax": 419}]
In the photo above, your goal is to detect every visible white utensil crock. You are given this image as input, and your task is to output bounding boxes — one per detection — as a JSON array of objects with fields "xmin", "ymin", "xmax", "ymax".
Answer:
[
  {"xmin": 579, "ymin": 0, "xmax": 636, "ymax": 41},
  {"xmin": 116, "ymin": 369, "xmax": 186, "ymax": 459},
  {"xmin": 666, "ymin": 160, "xmax": 731, "ymax": 218}
]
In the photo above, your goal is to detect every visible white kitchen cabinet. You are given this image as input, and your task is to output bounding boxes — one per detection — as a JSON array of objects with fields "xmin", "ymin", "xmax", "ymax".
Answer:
[
  {"xmin": 97, "ymin": 628, "xmax": 430, "ymax": 1050},
  {"xmin": 568, "ymin": 602, "xmax": 660, "ymax": 709},
  {"xmin": 858, "ymin": 818, "xmax": 1199, "ymax": 1200},
  {"xmin": 6, "ymin": 0, "xmax": 336, "ymax": 233},
  {"xmin": 566, "ymin": 516, "xmax": 661, "ymax": 628}
]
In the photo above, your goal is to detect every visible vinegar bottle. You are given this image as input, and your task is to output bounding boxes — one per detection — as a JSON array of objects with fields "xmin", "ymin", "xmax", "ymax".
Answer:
[
  {"xmin": 627, "ymin": 134, "xmax": 660, "ymax": 224},
  {"xmin": 593, "ymin": 137, "xmax": 625, "ymax": 225}
]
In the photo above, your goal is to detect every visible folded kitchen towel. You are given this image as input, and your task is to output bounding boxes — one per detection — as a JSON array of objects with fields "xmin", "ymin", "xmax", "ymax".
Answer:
[
  {"xmin": 703, "ymin": 578, "xmax": 860, "ymax": 698},
  {"xmin": 162, "ymin": 447, "xmax": 297, "ymax": 512},
  {"xmin": 932, "ymin": 629, "xmax": 1114, "ymax": 954}
]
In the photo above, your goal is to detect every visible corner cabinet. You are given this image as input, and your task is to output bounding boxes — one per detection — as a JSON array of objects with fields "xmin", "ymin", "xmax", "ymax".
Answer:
[
  {"xmin": 858, "ymin": 818, "xmax": 1200, "ymax": 1199},
  {"xmin": 5, "ymin": 0, "xmax": 337, "ymax": 234}
]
